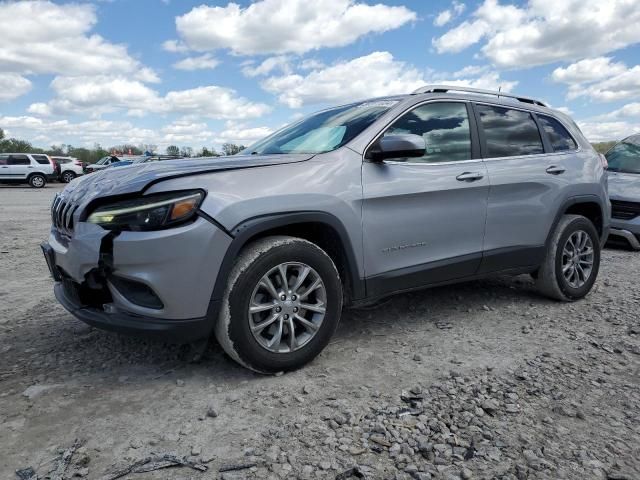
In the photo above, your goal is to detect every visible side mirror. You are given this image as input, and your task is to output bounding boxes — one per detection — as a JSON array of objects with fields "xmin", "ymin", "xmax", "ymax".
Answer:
[{"xmin": 367, "ymin": 134, "xmax": 426, "ymax": 162}]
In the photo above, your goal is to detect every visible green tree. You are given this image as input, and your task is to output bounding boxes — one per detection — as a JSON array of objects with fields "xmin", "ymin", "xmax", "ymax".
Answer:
[
  {"xmin": 166, "ymin": 145, "xmax": 180, "ymax": 156},
  {"xmin": 591, "ymin": 141, "xmax": 617, "ymax": 154},
  {"xmin": 221, "ymin": 143, "xmax": 245, "ymax": 156}
]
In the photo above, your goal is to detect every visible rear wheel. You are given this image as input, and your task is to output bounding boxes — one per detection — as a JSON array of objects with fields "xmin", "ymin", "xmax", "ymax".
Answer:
[
  {"xmin": 61, "ymin": 171, "xmax": 76, "ymax": 183},
  {"xmin": 28, "ymin": 174, "xmax": 46, "ymax": 188},
  {"xmin": 215, "ymin": 236, "xmax": 343, "ymax": 373},
  {"xmin": 536, "ymin": 214, "xmax": 600, "ymax": 301}
]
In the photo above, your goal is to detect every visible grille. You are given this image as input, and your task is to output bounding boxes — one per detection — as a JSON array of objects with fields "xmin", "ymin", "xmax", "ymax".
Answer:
[
  {"xmin": 51, "ymin": 194, "xmax": 79, "ymax": 234},
  {"xmin": 611, "ymin": 200, "xmax": 640, "ymax": 221}
]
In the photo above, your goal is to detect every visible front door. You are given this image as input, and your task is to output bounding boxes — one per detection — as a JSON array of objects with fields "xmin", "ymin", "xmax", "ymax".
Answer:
[
  {"xmin": 362, "ymin": 101, "xmax": 489, "ymax": 297},
  {"xmin": 7, "ymin": 154, "xmax": 32, "ymax": 180}
]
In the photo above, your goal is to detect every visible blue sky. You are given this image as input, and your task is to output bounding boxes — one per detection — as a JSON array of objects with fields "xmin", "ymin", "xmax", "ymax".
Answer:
[{"xmin": 1, "ymin": 0, "xmax": 640, "ymax": 151}]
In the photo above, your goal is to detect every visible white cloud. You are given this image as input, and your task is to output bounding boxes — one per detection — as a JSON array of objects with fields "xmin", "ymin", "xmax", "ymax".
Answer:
[
  {"xmin": 578, "ymin": 120, "xmax": 640, "ymax": 142},
  {"xmin": 162, "ymin": 39, "xmax": 189, "ymax": 53},
  {"xmin": 434, "ymin": 1, "xmax": 466, "ymax": 27},
  {"xmin": 601, "ymin": 103, "xmax": 640, "ymax": 119},
  {"xmin": 173, "ymin": 54, "xmax": 219, "ymax": 71},
  {"xmin": 169, "ymin": 0, "xmax": 416, "ymax": 55},
  {"xmin": 261, "ymin": 51, "xmax": 425, "ymax": 108},
  {"xmin": 260, "ymin": 52, "xmax": 519, "ymax": 108},
  {"xmin": 433, "ymin": 0, "xmax": 640, "ymax": 68},
  {"xmin": 0, "ymin": 73, "xmax": 32, "ymax": 101},
  {"xmin": 552, "ymin": 57, "xmax": 627, "ymax": 84},
  {"xmin": 27, "ymin": 76, "xmax": 271, "ymax": 120},
  {"xmin": 242, "ymin": 56, "xmax": 291, "ymax": 77},
  {"xmin": 552, "ymin": 58, "xmax": 640, "ymax": 102},
  {"xmin": 214, "ymin": 122, "xmax": 274, "ymax": 145},
  {"xmin": 0, "ymin": 114, "xmax": 273, "ymax": 150},
  {"xmin": 0, "ymin": 1, "xmax": 157, "ymax": 80}
]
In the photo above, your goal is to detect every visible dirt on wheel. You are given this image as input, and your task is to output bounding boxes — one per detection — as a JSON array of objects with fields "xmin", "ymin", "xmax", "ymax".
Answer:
[{"xmin": 1, "ymin": 184, "xmax": 638, "ymax": 480}]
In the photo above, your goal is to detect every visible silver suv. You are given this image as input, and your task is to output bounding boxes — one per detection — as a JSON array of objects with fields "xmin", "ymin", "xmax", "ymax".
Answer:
[
  {"xmin": 43, "ymin": 86, "xmax": 610, "ymax": 373},
  {"xmin": 605, "ymin": 134, "xmax": 640, "ymax": 250}
]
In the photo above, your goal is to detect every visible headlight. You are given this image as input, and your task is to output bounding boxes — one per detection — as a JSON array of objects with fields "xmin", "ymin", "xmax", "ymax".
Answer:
[{"xmin": 87, "ymin": 190, "xmax": 204, "ymax": 231}]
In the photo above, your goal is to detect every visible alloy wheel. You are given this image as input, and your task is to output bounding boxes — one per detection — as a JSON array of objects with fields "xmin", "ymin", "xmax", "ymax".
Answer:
[
  {"xmin": 248, "ymin": 262, "xmax": 327, "ymax": 353},
  {"xmin": 561, "ymin": 230, "xmax": 594, "ymax": 288}
]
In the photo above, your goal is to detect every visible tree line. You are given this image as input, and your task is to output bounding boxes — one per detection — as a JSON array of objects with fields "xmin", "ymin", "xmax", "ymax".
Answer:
[{"xmin": 0, "ymin": 128, "xmax": 246, "ymax": 163}]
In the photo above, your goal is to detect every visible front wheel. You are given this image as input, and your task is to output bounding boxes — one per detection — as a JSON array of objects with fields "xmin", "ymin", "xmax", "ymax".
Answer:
[
  {"xmin": 536, "ymin": 214, "xmax": 601, "ymax": 301},
  {"xmin": 215, "ymin": 236, "xmax": 343, "ymax": 373},
  {"xmin": 28, "ymin": 174, "xmax": 46, "ymax": 188}
]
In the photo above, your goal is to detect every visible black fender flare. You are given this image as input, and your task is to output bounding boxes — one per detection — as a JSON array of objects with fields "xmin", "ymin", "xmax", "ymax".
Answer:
[
  {"xmin": 545, "ymin": 194, "xmax": 609, "ymax": 248},
  {"xmin": 207, "ymin": 211, "xmax": 366, "ymax": 316}
]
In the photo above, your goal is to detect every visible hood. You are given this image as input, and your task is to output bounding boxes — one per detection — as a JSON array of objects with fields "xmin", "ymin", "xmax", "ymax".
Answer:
[
  {"xmin": 607, "ymin": 170, "xmax": 640, "ymax": 202},
  {"xmin": 60, "ymin": 154, "xmax": 314, "ymax": 206}
]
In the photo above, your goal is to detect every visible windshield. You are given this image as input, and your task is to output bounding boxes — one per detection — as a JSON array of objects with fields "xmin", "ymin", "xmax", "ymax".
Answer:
[
  {"xmin": 606, "ymin": 135, "xmax": 640, "ymax": 174},
  {"xmin": 242, "ymin": 100, "xmax": 398, "ymax": 155}
]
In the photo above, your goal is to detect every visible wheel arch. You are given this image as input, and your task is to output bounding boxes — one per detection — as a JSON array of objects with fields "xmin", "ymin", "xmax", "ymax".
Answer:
[
  {"xmin": 209, "ymin": 212, "xmax": 365, "ymax": 308},
  {"xmin": 546, "ymin": 195, "xmax": 607, "ymax": 248}
]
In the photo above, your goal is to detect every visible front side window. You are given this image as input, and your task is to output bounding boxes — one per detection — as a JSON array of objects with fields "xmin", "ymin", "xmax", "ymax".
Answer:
[
  {"xmin": 243, "ymin": 100, "xmax": 398, "ymax": 155},
  {"xmin": 382, "ymin": 102, "xmax": 472, "ymax": 163},
  {"xmin": 477, "ymin": 105, "xmax": 544, "ymax": 157},
  {"xmin": 538, "ymin": 115, "xmax": 577, "ymax": 152},
  {"xmin": 8, "ymin": 155, "xmax": 30, "ymax": 165},
  {"xmin": 606, "ymin": 135, "xmax": 640, "ymax": 174},
  {"xmin": 0, "ymin": 155, "xmax": 8, "ymax": 166}
]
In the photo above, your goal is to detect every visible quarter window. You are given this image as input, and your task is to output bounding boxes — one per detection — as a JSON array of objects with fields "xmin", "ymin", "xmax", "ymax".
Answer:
[
  {"xmin": 33, "ymin": 154, "xmax": 51, "ymax": 165},
  {"xmin": 476, "ymin": 105, "xmax": 544, "ymax": 157},
  {"xmin": 538, "ymin": 115, "xmax": 577, "ymax": 152},
  {"xmin": 383, "ymin": 102, "xmax": 472, "ymax": 163},
  {"xmin": 8, "ymin": 155, "xmax": 30, "ymax": 165}
]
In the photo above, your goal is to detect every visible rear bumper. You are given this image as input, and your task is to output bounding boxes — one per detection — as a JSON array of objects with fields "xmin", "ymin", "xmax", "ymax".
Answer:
[{"xmin": 54, "ymin": 281, "xmax": 217, "ymax": 343}]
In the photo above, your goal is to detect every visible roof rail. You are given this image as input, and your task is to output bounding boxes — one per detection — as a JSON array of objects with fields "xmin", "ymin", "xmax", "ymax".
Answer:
[{"xmin": 412, "ymin": 85, "xmax": 548, "ymax": 107}]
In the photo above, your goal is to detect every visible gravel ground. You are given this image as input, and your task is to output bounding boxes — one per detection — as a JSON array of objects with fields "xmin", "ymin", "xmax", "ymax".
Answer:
[{"xmin": 0, "ymin": 184, "xmax": 638, "ymax": 480}]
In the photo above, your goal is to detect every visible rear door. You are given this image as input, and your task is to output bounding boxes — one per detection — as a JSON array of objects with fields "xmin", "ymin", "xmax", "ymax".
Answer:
[
  {"xmin": 362, "ymin": 100, "xmax": 489, "ymax": 297},
  {"xmin": 474, "ymin": 104, "xmax": 577, "ymax": 273},
  {"xmin": 7, "ymin": 154, "xmax": 32, "ymax": 180},
  {"xmin": 0, "ymin": 154, "xmax": 9, "ymax": 179}
]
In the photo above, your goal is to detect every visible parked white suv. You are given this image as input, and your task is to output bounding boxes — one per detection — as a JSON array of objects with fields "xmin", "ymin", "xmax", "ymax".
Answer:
[
  {"xmin": 51, "ymin": 156, "xmax": 84, "ymax": 183},
  {"xmin": 0, "ymin": 153, "xmax": 55, "ymax": 188}
]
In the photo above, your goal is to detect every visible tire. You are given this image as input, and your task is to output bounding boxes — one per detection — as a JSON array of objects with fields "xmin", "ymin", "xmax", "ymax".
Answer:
[
  {"xmin": 215, "ymin": 236, "xmax": 343, "ymax": 373},
  {"xmin": 536, "ymin": 214, "xmax": 601, "ymax": 301},
  {"xmin": 28, "ymin": 174, "xmax": 46, "ymax": 188},
  {"xmin": 61, "ymin": 171, "xmax": 76, "ymax": 183}
]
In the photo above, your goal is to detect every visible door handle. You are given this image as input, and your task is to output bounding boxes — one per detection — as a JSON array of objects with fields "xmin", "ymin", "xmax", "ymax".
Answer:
[
  {"xmin": 1, "ymin": 166, "xmax": 8, "ymax": 168},
  {"xmin": 456, "ymin": 172, "xmax": 484, "ymax": 182},
  {"xmin": 546, "ymin": 165, "xmax": 566, "ymax": 175}
]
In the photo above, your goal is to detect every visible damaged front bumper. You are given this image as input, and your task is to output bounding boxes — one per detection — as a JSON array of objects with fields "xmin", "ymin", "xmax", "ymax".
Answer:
[{"xmin": 44, "ymin": 216, "xmax": 232, "ymax": 343}]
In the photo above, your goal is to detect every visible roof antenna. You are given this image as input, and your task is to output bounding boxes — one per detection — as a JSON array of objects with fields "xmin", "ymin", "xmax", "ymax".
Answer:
[{"xmin": 498, "ymin": 85, "xmax": 502, "ymax": 99}]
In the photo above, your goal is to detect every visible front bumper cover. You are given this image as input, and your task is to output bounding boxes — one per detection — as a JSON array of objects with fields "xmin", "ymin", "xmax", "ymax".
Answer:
[{"xmin": 54, "ymin": 281, "xmax": 217, "ymax": 343}]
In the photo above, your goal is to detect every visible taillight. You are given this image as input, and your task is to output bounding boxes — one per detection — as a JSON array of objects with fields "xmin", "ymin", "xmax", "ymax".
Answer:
[
  {"xmin": 599, "ymin": 153, "xmax": 608, "ymax": 169},
  {"xmin": 74, "ymin": 161, "xmax": 82, "ymax": 166}
]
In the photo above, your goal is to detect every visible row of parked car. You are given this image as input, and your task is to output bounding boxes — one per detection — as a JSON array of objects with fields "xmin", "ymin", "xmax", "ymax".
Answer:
[
  {"xmin": 0, "ymin": 153, "xmax": 84, "ymax": 187},
  {"xmin": 0, "ymin": 153, "xmax": 184, "ymax": 188}
]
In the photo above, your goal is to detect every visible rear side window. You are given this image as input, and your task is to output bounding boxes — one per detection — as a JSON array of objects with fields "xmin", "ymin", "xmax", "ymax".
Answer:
[
  {"xmin": 382, "ymin": 102, "xmax": 472, "ymax": 163},
  {"xmin": 32, "ymin": 154, "xmax": 50, "ymax": 165},
  {"xmin": 8, "ymin": 155, "xmax": 30, "ymax": 165},
  {"xmin": 476, "ymin": 105, "xmax": 544, "ymax": 157},
  {"xmin": 53, "ymin": 157, "xmax": 71, "ymax": 164},
  {"xmin": 537, "ymin": 115, "xmax": 577, "ymax": 152}
]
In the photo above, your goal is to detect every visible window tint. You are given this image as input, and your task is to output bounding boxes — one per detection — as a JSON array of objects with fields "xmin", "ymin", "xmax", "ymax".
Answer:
[
  {"xmin": 8, "ymin": 155, "xmax": 30, "ymax": 165},
  {"xmin": 605, "ymin": 135, "xmax": 640, "ymax": 174},
  {"xmin": 33, "ymin": 154, "xmax": 50, "ymax": 164},
  {"xmin": 383, "ymin": 102, "xmax": 472, "ymax": 163},
  {"xmin": 538, "ymin": 115, "xmax": 577, "ymax": 152},
  {"xmin": 477, "ymin": 105, "xmax": 544, "ymax": 157},
  {"xmin": 0, "ymin": 155, "xmax": 8, "ymax": 166}
]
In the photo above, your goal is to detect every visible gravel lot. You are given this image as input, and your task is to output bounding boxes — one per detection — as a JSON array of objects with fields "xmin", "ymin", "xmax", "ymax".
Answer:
[{"xmin": 1, "ymin": 184, "xmax": 638, "ymax": 480}]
